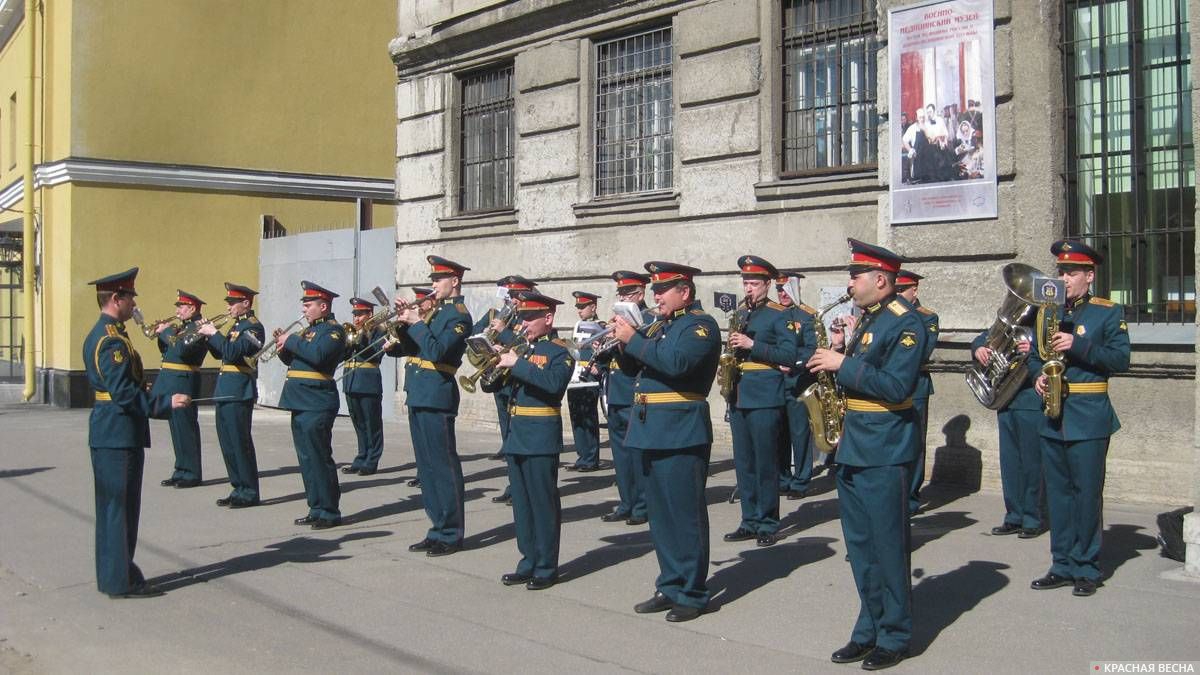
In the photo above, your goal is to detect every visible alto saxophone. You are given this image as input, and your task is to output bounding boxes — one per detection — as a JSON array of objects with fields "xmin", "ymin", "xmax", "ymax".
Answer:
[
  {"xmin": 799, "ymin": 294, "xmax": 852, "ymax": 453},
  {"xmin": 1036, "ymin": 304, "xmax": 1066, "ymax": 419},
  {"xmin": 717, "ymin": 297, "xmax": 749, "ymax": 402}
]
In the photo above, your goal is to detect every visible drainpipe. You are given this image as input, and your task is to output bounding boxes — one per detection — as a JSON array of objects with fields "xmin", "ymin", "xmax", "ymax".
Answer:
[{"xmin": 21, "ymin": 0, "xmax": 36, "ymax": 401}]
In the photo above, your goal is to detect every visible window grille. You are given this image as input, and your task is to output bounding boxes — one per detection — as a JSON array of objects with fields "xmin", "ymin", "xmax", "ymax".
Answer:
[
  {"xmin": 1063, "ymin": 0, "xmax": 1193, "ymax": 323},
  {"xmin": 459, "ymin": 65, "xmax": 515, "ymax": 212},
  {"xmin": 595, "ymin": 27, "xmax": 674, "ymax": 197},
  {"xmin": 781, "ymin": 0, "xmax": 879, "ymax": 174}
]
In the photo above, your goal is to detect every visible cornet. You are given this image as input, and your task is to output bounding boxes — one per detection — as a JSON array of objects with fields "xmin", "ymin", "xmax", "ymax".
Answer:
[
  {"xmin": 251, "ymin": 318, "xmax": 305, "ymax": 363},
  {"xmin": 176, "ymin": 310, "xmax": 235, "ymax": 345},
  {"xmin": 131, "ymin": 308, "xmax": 181, "ymax": 339}
]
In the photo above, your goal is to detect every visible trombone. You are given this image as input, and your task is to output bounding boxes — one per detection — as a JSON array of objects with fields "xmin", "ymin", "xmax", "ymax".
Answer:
[{"xmin": 251, "ymin": 317, "xmax": 306, "ymax": 363}]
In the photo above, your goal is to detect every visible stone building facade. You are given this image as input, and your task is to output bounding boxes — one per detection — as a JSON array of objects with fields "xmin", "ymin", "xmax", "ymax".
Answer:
[{"xmin": 390, "ymin": 0, "xmax": 1199, "ymax": 562}]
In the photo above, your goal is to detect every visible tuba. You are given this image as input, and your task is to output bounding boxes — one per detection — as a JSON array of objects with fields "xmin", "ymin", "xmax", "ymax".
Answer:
[
  {"xmin": 964, "ymin": 263, "xmax": 1061, "ymax": 410},
  {"xmin": 799, "ymin": 294, "xmax": 851, "ymax": 453},
  {"xmin": 717, "ymin": 297, "xmax": 749, "ymax": 402}
]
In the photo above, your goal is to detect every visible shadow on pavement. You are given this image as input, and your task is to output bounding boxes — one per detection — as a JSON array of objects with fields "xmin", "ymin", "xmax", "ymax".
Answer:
[
  {"xmin": 0, "ymin": 466, "xmax": 54, "ymax": 478},
  {"xmin": 910, "ymin": 560, "xmax": 1010, "ymax": 655},
  {"xmin": 779, "ymin": 495, "xmax": 840, "ymax": 536},
  {"xmin": 558, "ymin": 531, "xmax": 655, "ymax": 582},
  {"xmin": 343, "ymin": 487, "xmax": 490, "ymax": 526},
  {"xmin": 1100, "ymin": 523, "xmax": 1159, "ymax": 581},
  {"xmin": 708, "ymin": 536, "xmax": 837, "ymax": 611},
  {"xmin": 148, "ymin": 530, "xmax": 392, "ymax": 591},
  {"xmin": 911, "ymin": 511, "xmax": 978, "ymax": 552},
  {"xmin": 461, "ymin": 500, "xmax": 615, "ymax": 552}
]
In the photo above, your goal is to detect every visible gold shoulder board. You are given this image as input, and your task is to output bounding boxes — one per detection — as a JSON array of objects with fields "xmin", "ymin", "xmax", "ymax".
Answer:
[
  {"xmin": 551, "ymin": 338, "xmax": 572, "ymax": 350},
  {"xmin": 1089, "ymin": 296, "xmax": 1115, "ymax": 307},
  {"xmin": 917, "ymin": 306, "xmax": 936, "ymax": 315},
  {"xmin": 105, "ymin": 324, "xmax": 119, "ymax": 337},
  {"xmin": 689, "ymin": 309, "xmax": 705, "ymax": 316},
  {"xmin": 887, "ymin": 300, "xmax": 909, "ymax": 316},
  {"xmin": 766, "ymin": 301, "xmax": 786, "ymax": 311},
  {"xmin": 456, "ymin": 302, "xmax": 468, "ymax": 313},
  {"xmin": 798, "ymin": 304, "xmax": 818, "ymax": 315}
]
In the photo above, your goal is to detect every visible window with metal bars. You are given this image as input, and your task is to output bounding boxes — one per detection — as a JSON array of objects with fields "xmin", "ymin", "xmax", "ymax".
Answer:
[
  {"xmin": 1063, "ymin": 0, "xmax": 1193, "ymax": 323},
  {"xmin": 781, "ymin": 0, "xmax": 879, "ymax": 175},
  {"xmin": 459, "ymin": 65, "xmax": 515, "ymax": 213},
  {"xmin": 594, "ymin": 27, "xmax": 673, "ymax": 197}
]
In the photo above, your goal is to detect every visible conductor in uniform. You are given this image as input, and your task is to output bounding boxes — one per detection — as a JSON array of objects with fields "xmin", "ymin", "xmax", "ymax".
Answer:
[
  {"xmin": 277, "ymin": 281, "xmax": 345, "ymax": 529},
  {"xmin": 341, "ymin": 297, "xmax": 388, "ymax": 476},
  {"xmin": 808, "ymin": 240, "xmax": 926, "ymax": 670},
  {"xmin": 393, "ymin": 255, "xmax": 474, "ymax": 557},
  {"xmin": 153, "ymin": 290, "xmax": 209, "ymax": 489},
  {"xmin": 490, "ymin": 291, "xmax": 574, "ymax": 589},
  {"xmin": 895, "ymin": 269, "xmax": 938, "ymax": 514},
  {"xmin": 724, "ymin": 255, "xmax": 799, "ymax": 548},
  {"xmin": 1029, "ymin": 239, "xmax": 1129, "ymax": 597},
  {"xmin": 197, "ymin": 283, "xmax": 266, "ymax": 508},
  {"xmin": 84, "ymin": 267, "xmax": 190, "ymax": 598},
  {"xmin": 611, "ymin": 261, "xmax": 721, "ymax": 623},
  {"xmin": 567, "ymin": 290, "xmax": 602, "ymax": 472}
]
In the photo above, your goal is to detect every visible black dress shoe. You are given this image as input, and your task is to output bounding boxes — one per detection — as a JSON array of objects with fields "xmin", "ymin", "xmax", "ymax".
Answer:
[
  {"xmin": 174, "ymin": 479, "xmax": 201, "ymax": 489},
  {"xmin": 665, "ymin": 605, "xmax": 702, "ymax": 622},
  {"xmin": 723, "ymin": 528, "xmax": 756, "ymax": 542},
  {"xmin": 407, "ymin": 478, "xmax": 421, "ymax": 488},
  {"xmin": 991, "ymin": 522, "xmax": 1022, "ymax": 536},
  {"xmin": 830, "ymin": 641, "xmax": 875, "ymax": 664},
  {"xmin": 526, "ymin": 576, "xmax": 556, "ymax": 591},
  {"xmin": 357, "ymin": 468, "xmax": 376, "ymax": 476},
  {"xmin": 311, "ymin": 518, "xmax": 341, "ymax": 530},
  {"xmin": 160, "ymin": 478, "xmax": 179, "ymax": 487},
  {"xmin": 1072, "ymin": 578, "xmax": 1098, "ymax": 597},
  {"xmin": 426, "ymin": 542, "xmax": 461, "ymax": 557},
  {"xmin": 294, "ymin": 515, "xmax": 318, "ymax": 526},
  {"xmin": 625, "ymin": 516, "xmax": 648, "ymax": 526},
  {"xmin": 215, "ymin": 497, "xmax": 235, "ymax": 507},
  {"xmin": 408, "ymin": 538, "xmax": 435, "ymax": 552},
  {"xmin": 601, "ymin": 510, "xmax": 630, "ymax": 522},
  {"xmin": 107, "ymin": 583, "xmax": 164, "ymax": 599},
  {"xmin": 634, "ymin": 592, "xmax": 673, "ymax": 614},
  {"xmin": 1030, "ymin": 572, "xmax": 1073, "ymax": 590},
  {"xmin": 340, "ymin": 466, "xmax": 360, "ymax": 474},
  {"xmin": 576, "ymin": 464, "xmax": 600, "ymax": 473},
  {"xmin": 786, "ymin": 490, "xmax": 808, "ymax": 501},
  {"xmin": 1017, "ymin": 527, "xmax": 1044, "ymax": 539},
  {"xmin": 862, "ymin": 647, "xmax": 905, "ymax": 670},
  {"xmin": 756, "ymin": 532, "xmax": 778, "ymax": 547},
  {"xmin": 228, "ymin": 498, "xmax": 259, "ymax": 509},
  {"xmin": 501, "ymin": 572, "xmax": 532, "ymax": 586}
]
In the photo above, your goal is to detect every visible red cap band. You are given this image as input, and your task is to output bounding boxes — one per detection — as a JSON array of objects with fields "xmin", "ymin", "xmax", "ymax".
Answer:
[
  {"xmin": 1056, "ymin": 251, "xmax": 1095, "ymax": 265},
  {"xmin": 850, "ymin": 251, "xmax": 900, "ymax": 273}
]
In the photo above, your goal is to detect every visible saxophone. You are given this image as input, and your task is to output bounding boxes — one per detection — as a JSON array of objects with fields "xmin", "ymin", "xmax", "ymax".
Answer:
[
  {"xmin": 1036, "ymin": 304, "xmax": 1066, "ymax": 419},
  {"xmin": 799, "ymin": 294, "xmax": 852, "ymax": 453},
  {"xmin": 717, "ymin": 297, "xmax": 749, "ymax": 402}
]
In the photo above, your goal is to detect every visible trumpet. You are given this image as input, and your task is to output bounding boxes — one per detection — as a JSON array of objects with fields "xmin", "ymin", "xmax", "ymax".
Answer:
[
  {"xmin": 567, "ymin": 324, "xmax": 617, "ymax": 360},
  {"xmin": 251, "ymin": 318, "xmax": 305, "ymax": 363},
  {"xmin": 130, "ymin": 308, "xmax": 181, "ymax": 339},
  {"xmin": 176, "ymin": 310, "xmax": 235, "ymax": 346}
]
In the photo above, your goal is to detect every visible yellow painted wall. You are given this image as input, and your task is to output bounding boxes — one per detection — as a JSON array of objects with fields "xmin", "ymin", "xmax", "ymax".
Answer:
[{"xmin": 71, "ymin": 0, "xmax": 397, "ymax": 177}]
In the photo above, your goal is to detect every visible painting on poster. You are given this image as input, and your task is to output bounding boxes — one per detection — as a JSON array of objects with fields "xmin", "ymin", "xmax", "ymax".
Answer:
[{"xmin": 889, "ymin": 0, "xmax": 997, "ymax": 224}]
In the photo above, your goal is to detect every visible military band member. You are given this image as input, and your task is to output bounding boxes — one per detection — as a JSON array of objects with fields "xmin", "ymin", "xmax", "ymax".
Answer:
[
  {"xmin": 1029, "ymin": 239, "xmax": 1129, "ymax": 597},
  {"xmin": 595, "ymin": 271, "xmax": 654, "ymax": 525},
  {"xmin": 276, "ymin": 282, "xmax": 345, "ymax": 529},
  {"xmin": 808, "ymin": 239, "xmax": 925, "ymax": 669},
  {"xmin": 972, "ymin": 328, "xmax": 1043, "ymax": 538},
  {"xmin": 490, "ymin": 291, "xmax": 574, "ymax": 589},
  {"xmin": 154, "ymin": 290, "xmax": 209, "ymax": 489},
  {"xmin": 724, "ymin": 256, "xmax": 800, "ymax": 548},
  {"xmin": 475, "ymin": 275, "xmax": 536, "ymax": 504},
  {"xmin": 774, "ymin": 272, "xmax": 819, "ymax": 499},
  {"xmin": 341, "ymin": 297, "xmax": 388, "ymax": 476},
  {"xmin": 198, "ymin": 283, "xmax": 266, "ymax": 508},
  {"xmin": 567, "ymin": 290, "xmax": 602, "ymax": 472},
  {"xmin": 393, "ymin": 256, "xmax": 474, "ymax": 557},
  {"xmin": 84, "ymin": 268, "xmax": 190, "ymax": 598},
  {"xmin": 611, "ymin": 261, "xmax": 721, "ymax": 623},
  {"xmin": 895, "ymin": 270, "xmax": 938, "ymax": 514},
  {"xmin": 386, "ymin": 286, "xmax": 437, "ymax": 489}
]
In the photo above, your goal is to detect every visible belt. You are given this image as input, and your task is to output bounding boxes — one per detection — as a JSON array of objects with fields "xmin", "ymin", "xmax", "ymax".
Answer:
[
  {"xmin": 845, "ymin": 397, "xmax": 913, "ymax": 412},
  {"xmin": 411, "ymin": 358, "xmax": 458, "ymax": 375},
  {"xmin": 510, "ymin": 405, "xmax": 561, "ymax": 417},
  {"xmin": 287, "ymin": 371, "xmax": 333, "ymax": 381},
  {"xmin": 94, "ymin": 391, "xmax": 112, "ymax": 402},
  {"xmin": 221, "ymin": 364, "xmax": 255, "ymax": 376},
  {"xmin": 738, "ymin": 361, "xmax": 775, "ymax": 372},
  {"xmin": 343, "ymin": 362, "xmax": 378, "ymax": 369},
  {"xmin": 634, "ymin": 391, "xmax": 706, "ymax": 404},
  {"xmin": 160, "ymin": 362, "xmax": 199, "ymax": 373},
  {"xmin": 577, "ymin": 361, "xmax": 590, "ymax": 368},
  {"xmin": 1067, "ymin": 381, "xmax": 1108, "ymax": 394}
]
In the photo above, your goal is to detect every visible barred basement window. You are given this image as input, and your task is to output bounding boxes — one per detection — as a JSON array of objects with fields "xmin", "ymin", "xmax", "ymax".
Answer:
[
  {"xmin": 595, "ymin": 27, "xmax": 673, "ymax": 197},
  {"xmin": 1063, "ymin": 0, "xmax": 1194, "ymax": 323},
  {"xmin": 781, "ymin": 0, "xmax": 879, "ymax": 174},
  {"xmin": 459, "ymin": 65, "xmax": 515, "ymax": 213}
]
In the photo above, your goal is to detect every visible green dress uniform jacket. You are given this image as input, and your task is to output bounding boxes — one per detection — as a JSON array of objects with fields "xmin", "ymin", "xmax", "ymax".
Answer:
[
  {"xmin": 205, "ymin": 312, "xmax": 265, "ymax": 503},
  {"xmin": 779, "ymin": 303, "xmax": 819, "ymax": 493},
  {"xmin": 151, "ymin": 319, "xmax": 209, "ymax": 482},
  {"xmin": 206, "ymin": 313, "xmax": 264, "ymax": 402},
  {"xmin": 732, "ymin": 300, "xmax": 800, "ymax": 408},
  {"xmin": 399, "ymin": 297, "xmax": 473, "ymax": 411},
  {"xmin": 341, "ymin": 326, "xmax": 386, "ymax": 396},
  {"xmin": 342, "ymin": 326, "xmax": 390, "ymax": 472},
  {"xmin": 568, "ymin": 323, "xmax": 600, "ymax": 468},
  {"xmin": 474, "ymin": 309, "xmax": 518, "ymax": 446},
  {"xmin": 83, "ymin": 314, "xmax": 174, "ymax": 595},
  {"xmin": 904, "ymin": 298, "xmax": 939, "ymax": 511}
]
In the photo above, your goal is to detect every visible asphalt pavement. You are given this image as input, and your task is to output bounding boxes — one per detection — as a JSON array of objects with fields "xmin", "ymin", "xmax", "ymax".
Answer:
[{"xmin": 1, "ymin": 401, "xmax": 1197, "ymax": 674}]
